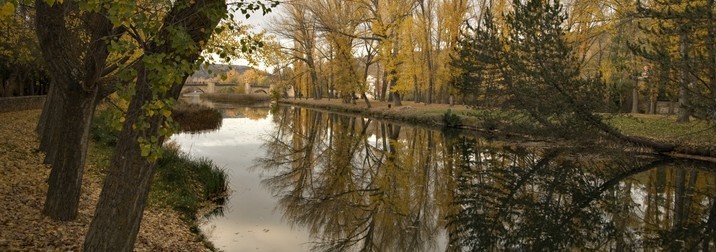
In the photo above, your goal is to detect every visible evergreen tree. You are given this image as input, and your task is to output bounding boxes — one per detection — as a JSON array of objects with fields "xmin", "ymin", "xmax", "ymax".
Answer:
[
  {"xmin": 632, "ymin": 0, "xmax": 716, "ymax": 122},
  {"xmin": 451, "ymin": 10, "xmax": 505, "ymax": 108},
  {"xmin": 453, "ymin": 0, "xmax": 605, "ymax": 136}
]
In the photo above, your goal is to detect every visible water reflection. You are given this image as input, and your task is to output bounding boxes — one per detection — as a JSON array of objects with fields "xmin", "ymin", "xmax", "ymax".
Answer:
[
  {"xmin": 258, "ymin": 106, "xmax": 716, "ymax": 251},
  {"xmin": 179, "ymin": 95, "xmax": 270, "ymax": 119}
]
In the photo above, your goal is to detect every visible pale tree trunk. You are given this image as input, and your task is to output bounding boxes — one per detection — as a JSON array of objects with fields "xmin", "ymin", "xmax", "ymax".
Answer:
[
  {"xmin": 419, "ymin": 0, "xmax": 435, "ymax": 104},
  {"xmin": 631, "ymin": 79, "xmax": 639, "ymax": 113},
  {"xmin": 361, "ymin": 61, "xmax": 372, "ymax": 108},
  {"xmin": 677, "ymin": 30, "xmax": 691, "ymax": 122},
  {"xmin": 392, "ymin": 92, "xmax": 402, "ymax": 106}
]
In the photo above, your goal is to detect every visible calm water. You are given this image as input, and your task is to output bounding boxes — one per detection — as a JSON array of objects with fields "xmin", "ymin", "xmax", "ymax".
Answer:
[{"xmin": 171, "ymin": 102, "xmax": 716, "ymax": 251}]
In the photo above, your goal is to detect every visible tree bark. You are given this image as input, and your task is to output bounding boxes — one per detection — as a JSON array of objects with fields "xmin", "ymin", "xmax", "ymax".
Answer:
[
  {"xmin": 677, "ymin": 30, "xmax": 691, "ymax": 122},
  {"xmin": 631, "ymin": 79, "xmax": 639, "ymax": 113},
  {"xmin": 392, "ymin": 92, "xmax": 402, "ymax": 106},
  {"xmin": 84, "ymin": 65, "xmax": 161, "ymax": 251},
  {"xmin": 35, "ymin": 0, "xmax": 115, "ymax": 220},
  {"xmin": 42, "ymin": 84, "xmax": 98, "ymax": 220},
  {"xmin": 84, "ymin": 0, "xmax": 226, "ymax": 249}
]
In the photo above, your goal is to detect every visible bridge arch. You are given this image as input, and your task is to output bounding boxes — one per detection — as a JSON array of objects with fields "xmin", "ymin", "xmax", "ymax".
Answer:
[
  {"xmin": 181, "ymin": 86, "xmax": 206, "ymax": 95},
  {"xmin": 245, "ymin": 83, "xmax": 271, "ymax": 95}
]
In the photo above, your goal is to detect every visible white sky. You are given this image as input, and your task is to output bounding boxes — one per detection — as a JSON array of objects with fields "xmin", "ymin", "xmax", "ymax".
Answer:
[{"xmin": 228, "ymin": 10, "xmax": 280, "ymax": 71}]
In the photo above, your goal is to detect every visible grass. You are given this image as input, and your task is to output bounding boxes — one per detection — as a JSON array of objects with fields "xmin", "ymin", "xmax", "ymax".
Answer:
[
  {"xmin": 150, "ymin": 145, "xmax": 229, "ymax": 221},
  {"xmin": 605, "ymin": 114, "xmax": 716, "ymax": 147},
  {"xmin": 280, "ymin": 98, "xmax": 716, "ymax": 151}
]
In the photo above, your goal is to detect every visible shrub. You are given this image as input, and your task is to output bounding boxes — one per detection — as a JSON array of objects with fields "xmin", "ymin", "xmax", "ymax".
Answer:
[
  {"xmin": 90, "ymin": 106, "xmax": 123, "ymax": 146},
  {"xmin": 172, "ymin": 102, "xmax": 223, "ymax": 133},
  {"xmin": 444, "ymin": 109, "xmax": 462, "ymax": 128}
]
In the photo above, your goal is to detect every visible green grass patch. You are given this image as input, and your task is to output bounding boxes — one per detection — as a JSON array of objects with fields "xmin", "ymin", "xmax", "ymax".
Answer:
[
  {"xmin": 605, "ymin": 114, "xmax": 716, "ymax": 146},
  {"xmin": 149, "ymin": 145, "xmax": 229, "ymax": 221}
]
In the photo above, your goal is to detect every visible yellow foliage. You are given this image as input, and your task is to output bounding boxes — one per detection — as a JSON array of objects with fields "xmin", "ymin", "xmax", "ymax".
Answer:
[{"xmin": 0, "ymin": 2, "xmax": 14, "ymax": 18}]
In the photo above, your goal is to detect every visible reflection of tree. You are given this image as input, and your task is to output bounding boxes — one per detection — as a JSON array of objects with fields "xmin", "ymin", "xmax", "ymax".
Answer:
[
  {"xmin": 630, "ymin": 162, "xmax": 715, "ymax": 250},
  {"xmin": 258, "ymin": 106, "xmax": 716, "ymax": 251},
  {"xmin": 217, "ymin": 107, "xmax": 269, "ymax": 119},
  {"xmin": 447, "ymin": 145, "xmax": 716, "ymax": 251},
  {"xmin": 259, "ymin": 108, "xmax": 450, "ymax": 251}
]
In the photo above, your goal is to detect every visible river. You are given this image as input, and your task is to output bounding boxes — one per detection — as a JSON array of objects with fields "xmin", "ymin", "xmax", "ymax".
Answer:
[{"xmin": 170, "ymin": 100, "xmax": 716, "ymax": 251}]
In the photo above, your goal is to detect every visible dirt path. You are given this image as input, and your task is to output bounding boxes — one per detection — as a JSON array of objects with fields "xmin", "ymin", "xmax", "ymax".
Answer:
[{"xmin": 0, "ymin": 110, "xmax": 206, "ymax": 251}]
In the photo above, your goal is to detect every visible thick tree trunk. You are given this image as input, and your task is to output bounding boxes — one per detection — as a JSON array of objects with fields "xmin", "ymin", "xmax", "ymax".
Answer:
[
  {"xmin": 34, "ymin": 0, "xmax": 115, "ymax": 220},
  {"xmin": 85, "ymin": 0, "xmax": 225, "ymax": 249},
  {"xmin": 84, "ymin": 67, "xmax": 161, "ymax": 251},
  {"xmin": 42, "ymin": 85, "xmax": 98, "ymax": 220},
  {"xmin": 37, "ymin": 83, "xmax": 60, "ymax": 151}
]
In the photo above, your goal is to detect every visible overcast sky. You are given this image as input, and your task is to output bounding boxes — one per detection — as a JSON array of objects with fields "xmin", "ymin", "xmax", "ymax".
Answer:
[{"xmin": 225, "ymin": 6, "xmax": 283, "ymax": 70}]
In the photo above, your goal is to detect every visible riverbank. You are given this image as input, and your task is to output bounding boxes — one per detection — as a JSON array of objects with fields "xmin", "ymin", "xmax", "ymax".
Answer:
[
  {"xmin": 0, "ymin": 110, "xmax": 209, "ymax": 251},
  {"xmin": 279, "ymin": 98, "xmax": 476, "ymax": 129},
  {"xmin": 279, "ymin": 98, "xmax": 716, "ymax": 159}
]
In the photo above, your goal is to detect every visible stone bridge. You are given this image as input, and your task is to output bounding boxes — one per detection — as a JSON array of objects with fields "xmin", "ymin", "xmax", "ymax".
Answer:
[{"xmin": 182, "ymin": 82, "xmax": 271, "ymax": 95}]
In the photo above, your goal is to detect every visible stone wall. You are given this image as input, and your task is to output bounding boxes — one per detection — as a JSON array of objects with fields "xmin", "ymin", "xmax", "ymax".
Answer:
[{"xmin": 0, "ymin": 96, "xmax": 46, "ymax": 113}]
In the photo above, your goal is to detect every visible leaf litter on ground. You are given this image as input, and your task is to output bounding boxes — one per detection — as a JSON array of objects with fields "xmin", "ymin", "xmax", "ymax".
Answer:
[{"xmin": 0, "ymin": 110, "xmax": 208, "ymax": 251}]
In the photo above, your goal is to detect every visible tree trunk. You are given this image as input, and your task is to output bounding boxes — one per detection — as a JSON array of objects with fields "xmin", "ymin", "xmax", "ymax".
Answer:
[
  {"xmin": 361, "ymin": 92, "xmax": 371, "ymax": 108},
  {"xmin": 37, "ymin": 83, "xmax": 60, "ymax": 153},
  {"xmin": 42, "ymin": 85, "xmax": 98, "ymax": 220},
  {"xmin": 85, "ymin": 0, "xmax": 225, "ymax": 249},
  {"xmin": 35, "ymin": 0, "xmax": 115, "ymax": 220},
  {"xmin": 631, "ymin": 79, "xmax": 639, "ymax": 113},
  {"xmin": 84, "ymin": 66, "xmax": 160, "ymax": 251},
  {"xmin": 392, "ymin": 92, "xmax": 402, "ymax": 107},
  {"xmin": 677, "ymin": 30, "xmax": 691, "ymax": 122}
]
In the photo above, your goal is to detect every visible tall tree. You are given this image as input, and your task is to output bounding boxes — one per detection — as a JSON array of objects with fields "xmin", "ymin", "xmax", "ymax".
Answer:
[
  {"xmin": 34, "ymin": 0, "xmax": 124, "ymax": 221},
  {"xmin": 310, "ymin": 0, "xmax": 368, "ymax": 105},
  {"xmin": 364, "ymin": 0, "xmax": 417, "ymax": 105},
  {"xmin": 84, "ymin": 0, "xmax": 278, "ymax": 250},
  {"xmin": 633, "ymin": 0, "xmax": 716, "ymax": 123},
  {"xmin": 271, "ymin": 0, "xmax": 321, "ymax": 99},
  {"xmin": 417, "ymin": 0, "xmax": 437, "ymax": 104},
  {"xmin": 453, "ymin": 0, "xmax": 714, "ymax": 157}
]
